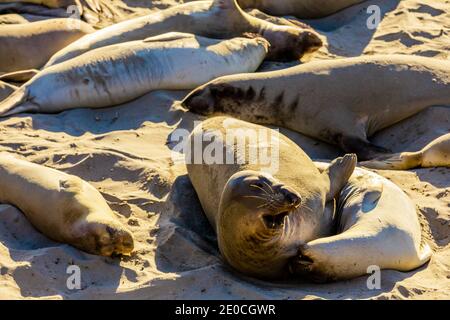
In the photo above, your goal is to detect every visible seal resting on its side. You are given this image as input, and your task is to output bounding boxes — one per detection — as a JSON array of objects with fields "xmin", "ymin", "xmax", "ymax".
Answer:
[
  {"xmin": 361, "ymin": 133, "xmax": 450, "ymax": 170},
  {"xmin": 185, "ymin": 116, "xmax": 356, "ymax": 279},
  {"xmin": 44, "ymin": 0, "xmax": 322, "ymax": 67},
  {"xmin": 289, "ymin": 163, "xmax": 432, "ymax": 282},
  {"xmin": 0, "ymin": 18, "xmax": 94, "ymax": 75},
  {"xmin": 0, "ymin": 153, "xmax": 134, "ymax": 256},
  {"xmin": 182, "ymin": 55, "xmax": 450, "ymax": 160},
  {"xmin": 0, "ymin": 33, "xmax": 269, "ymax": 117}
]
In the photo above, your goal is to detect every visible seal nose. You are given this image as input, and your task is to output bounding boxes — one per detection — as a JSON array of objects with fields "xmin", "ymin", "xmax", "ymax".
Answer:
[
  {"xmin": 181, "ymin": 87, "xmax": 214, "ymax": 115},
  {"xmin": 280, "ymin": 186, "xmax": 302, "ymax": 208}
]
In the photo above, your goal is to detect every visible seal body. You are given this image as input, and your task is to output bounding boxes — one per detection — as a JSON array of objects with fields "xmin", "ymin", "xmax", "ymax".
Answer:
[
  {"xmin": 45, "ymin": 0, "xmax": 322, "ymax": 66},
  {"xmin": 290, "ymin": 164, "xmax": 432, "ymax": 281},
  {"xmin": 0, "ymin": 18, "xmax": 94, "ymax": 74},
  {"xmin": 0, "ymin": 33, "xmax": 269, "ymax": 116},
  {"xmin": 183, "ymin": 55, "xmax": 450, "ymax": 160},
  {"xmin": 361, "ymin": 133, "xmax": 450, "ymax": 170},
  {"xmin": 238, "ymin": 0, "xmax": 365, "ymax": 18},
  {"xmin": 186, "ymin": 116, "xmax": 356, "ymax": 279},
  {"xmin": 0, "ymin": 153, "xmax": 134, "ymax": 256}
]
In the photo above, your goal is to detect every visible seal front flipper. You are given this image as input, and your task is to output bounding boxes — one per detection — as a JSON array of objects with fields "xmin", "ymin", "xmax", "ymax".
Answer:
[
  {"xmin": 323, "ymin": 153, "xmax": 357, "ymax": 201},
  {"xmin": 0, "ymin": 69, "xmax": 39, "ymax": 82},
  {"xmin": 0, "ymin": 87, "xmax": 39, "ymax": 117}
]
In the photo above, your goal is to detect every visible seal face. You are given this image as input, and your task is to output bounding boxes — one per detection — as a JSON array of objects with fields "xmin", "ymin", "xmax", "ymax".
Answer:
[
  {"xmin": 186, "ymin": 117, "xmax": 356, "ymax": 279},
  {"xmin": 0, "ymin": 153, "xmax": 134, "ymax": 256},
  {"xmin": 218, "ymin": 171, "xmax": 303, "ymax": 278}
]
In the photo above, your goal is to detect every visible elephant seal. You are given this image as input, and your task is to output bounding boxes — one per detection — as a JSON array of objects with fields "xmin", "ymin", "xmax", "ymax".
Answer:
[
  {"xmin": 361, "ymin": 133, "xmax": 450, "ymax": 170},
  {"xmin": 289, "ymin": 163, "xmax": 432, "ymax": 282},
  {"xmin": 238, "ymin": 0, "xmax": 365, "ymax": 19},
  {"xmin": 185, "ymin": 116, "xmax": 356, "ymax": 279},
  {"xmin": 0, "ymin": 80, "xmax": 17, "ymax": 102},
  {"xmin": 0, "ymin": 18, "xmax": 94, "ymax": 75},
  {"xmin": 0, "ymin": 153, "xmax": 134, "ymax": 256},
  {"xmin": 45, "ymin": 0, "xmax": 322, "ymax": 67},
  {"xmin": 0, "ymin": 33, "xmax": 268, "ymax": 117},
  {"xmin": 183, "ymin": 55, "xmax": 450, "ymax": 160}
]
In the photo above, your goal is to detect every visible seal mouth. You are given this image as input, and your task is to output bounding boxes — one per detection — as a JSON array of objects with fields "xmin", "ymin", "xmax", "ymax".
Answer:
[{"xmin": 263, "ymin": 211, "xmax": 290, "ymax": 229}]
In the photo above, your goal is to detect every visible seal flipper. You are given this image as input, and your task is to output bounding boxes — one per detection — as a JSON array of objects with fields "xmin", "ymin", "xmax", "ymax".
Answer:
[
  {"xmin": 0, "ymin": 69, "xmax": 39, "ymax": 82},
  {"xmin": 0, "ymin": 87, "xmax": 39, "ymax": 117},
  {"xmin": 360, "ymin": 152, "xmax": 422, "ymax": 170},
  {"xmin": 338, "ymin": 135, "xmax": 390, "ymax": 161},
  {"xmin": 323, "ymin": 153, "xmax": 357, "ymax": 201}
]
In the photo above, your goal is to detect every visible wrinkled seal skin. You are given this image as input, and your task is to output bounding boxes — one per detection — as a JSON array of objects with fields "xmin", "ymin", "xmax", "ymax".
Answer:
[
  {"xmin": 0, "ymin": 18, "xmax": 94, "ymax": 74},
  {"xmin": 183, "ymin": 55, "xmax": 450, "ymax": 160},
  {"xmin": 0, "ymin": 153, "xmax": 134, "ymax": 256},
  {"xmin": 186, "ymin": 117, "xmax": 356, "ymax": 279},
  {"xmin": 290, "ymin": 164, "xmax": 432, "ymax": 282},
  {"xmin": 0, "ymin": 33, "xmax": 269, "ymax": 117},
  {"xmin": 45, "ymin": 0, "xmax": 322, "ymax": 67},
  {"xmin": 238, "ymin": 0, "xmax": 365, "ymax": 18},
  {"xmin": 361, "ymin": 133, "xmax": 450, "ymax": 170}
]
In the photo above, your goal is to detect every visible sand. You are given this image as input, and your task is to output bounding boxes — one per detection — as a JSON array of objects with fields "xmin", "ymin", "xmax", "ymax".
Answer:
[{"xmin": 0, "ymin": 0, "xmax": 449, "ymax": 299}]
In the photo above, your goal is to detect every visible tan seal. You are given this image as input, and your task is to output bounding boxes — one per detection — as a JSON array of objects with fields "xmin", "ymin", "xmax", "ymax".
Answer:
[
  {"xmin": 0, "ymin": 18, "xmax": 94, "ymax": 76},
  {"xmin": 183, "ymin": 55, "xmax": 450, "ymax": 160},
  {"xmin": 186, "ymin": 116, "xmax": 356, "ymax": 279},
  {"xmin": 45, "ymin": 0, "xmax": 322, "ymax": 67},
  {"xmin": 289, "ymin": 163, "xmax": 432, "ymax": 282},
  {"xmin": 0, "ymin": 153, "xmax": 134, "ymax": 256},
  {"xmin": 0, "ymin": 33, "xmax": 268, "ymax": 116},
  {"xmin": 361, "ymin": 133, "xmax": 450, "ymax": 170}
]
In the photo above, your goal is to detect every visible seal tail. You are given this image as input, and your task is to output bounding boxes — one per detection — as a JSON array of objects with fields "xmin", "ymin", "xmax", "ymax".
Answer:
[
  {"xmin": 0, "ymin": 87, "xmax": 37, "ymax": 117},
  {"xmin": 360, "ymin": 152, "xmax": 422, "ymax": 170}
]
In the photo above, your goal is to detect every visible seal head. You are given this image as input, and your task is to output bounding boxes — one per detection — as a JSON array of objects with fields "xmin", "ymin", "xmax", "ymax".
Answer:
[{"xmin": 217, "ymin": 170, "xmax": 309, "ymax": 280}]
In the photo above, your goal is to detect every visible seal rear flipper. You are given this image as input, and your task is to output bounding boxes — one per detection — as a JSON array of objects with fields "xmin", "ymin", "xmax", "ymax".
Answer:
[
  {"xmin": 0, "ymin": 69, "xmax": 39, "ymax": 83},
  {"xmin": 337, "ymin": 135, "xmax": 391, "ymax": 161},
  {"xmin": 0, "ymin": 87, "xmax": 39, "ymax": 117},
  {"xmin": 324, "ymin": 153, "xmax": 357, "ymax": 201},
  {"xmin": 360, "ymin": 152, "xmax": 422, "ymax": 170}
]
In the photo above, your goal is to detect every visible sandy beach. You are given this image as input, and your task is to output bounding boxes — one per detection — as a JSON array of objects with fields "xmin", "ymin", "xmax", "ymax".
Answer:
[{"xmin": 0, "ymin": 0, "xmax": 449, "ymax": 299}]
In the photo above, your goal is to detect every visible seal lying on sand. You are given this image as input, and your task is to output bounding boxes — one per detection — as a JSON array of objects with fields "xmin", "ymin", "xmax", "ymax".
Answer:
[
  {"xmin": 0, "ymin": 81, "xmax": 16, "ymax": 102},
  {"xmin": 0, "ymin": 153, "xmax": 134, "ymax": 256},
  {"xmin": 0, "ymin": 33, "xmax": 268, "ymax": 117},
  {"xmin": 185, "ymin": 116, "xmax": 356, "ymax": 279},
  {"xmin": 45, "ymin": 0, "xmax": 322, "ymax": 67},
  {"xmin": 289, "ymin": 163, "xmax": 432, "ymax": 282},
  {"xmin": 238, "ymin": 0, "xmax": 365, "ymax": 19},
  {"xmin": 0, "ymin": 18, "xmax": 94, "ymax": 75},
  {"xmin": 361, "ymin": 133, "xmax": 450, "ymax": 170},
  {"xmin": 183, "ymin": 55, "xmax": 450, "ymax": 160}
]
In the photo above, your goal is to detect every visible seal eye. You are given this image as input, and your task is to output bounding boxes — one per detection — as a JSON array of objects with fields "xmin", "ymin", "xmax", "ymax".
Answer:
[{"xmin": 263, "ymin": 211, "xmax": 289, "ymax": 229}]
